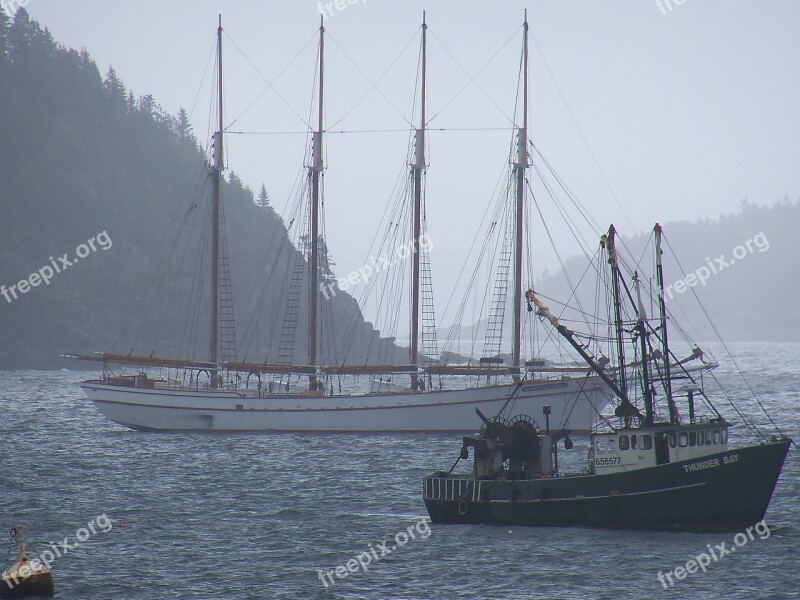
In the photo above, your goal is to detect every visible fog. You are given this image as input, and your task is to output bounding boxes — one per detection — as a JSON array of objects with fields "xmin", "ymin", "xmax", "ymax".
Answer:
[{"xmin": 22, "ymin": 0, "xmax": 800, "ymax": 329}]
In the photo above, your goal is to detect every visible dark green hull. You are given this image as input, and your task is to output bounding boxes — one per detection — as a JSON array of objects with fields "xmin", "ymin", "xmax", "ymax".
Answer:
[{"xmin": 423, "ymin": 440, "xmax": 791, "ymax": 532}]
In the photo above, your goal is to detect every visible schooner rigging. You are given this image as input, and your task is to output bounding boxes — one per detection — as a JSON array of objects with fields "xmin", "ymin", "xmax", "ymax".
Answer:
[{"xmin": 67, "ymin": 13, "xmax": 717, "ymax": 432}]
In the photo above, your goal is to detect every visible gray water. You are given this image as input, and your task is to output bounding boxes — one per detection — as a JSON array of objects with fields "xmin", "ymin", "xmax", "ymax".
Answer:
[{"xmin": 1, "ymin": 342, "xmax": 798, "ymax": 599}]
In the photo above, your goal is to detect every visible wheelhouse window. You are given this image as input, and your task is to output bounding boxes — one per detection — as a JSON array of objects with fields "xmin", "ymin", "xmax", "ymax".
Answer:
[
  {"xmin": 640, "ymin": 435, "xmax": 653, "ymax": 450},
  {"xmin": 631, "ymin": 435, "xmax": 638, "ymax": 450},
  {"xmin": 689, "ymin": 431, "xmax": 697, "ymax": 446},
  {"xmin": 705, "ymin": 430, "xmax": 712, "ymax": 444},
  {"xmin": 607, "ymin": 439, "xmax": 616, "ymax": 452},
  {"xmin": 619, "ymin": 435, "xmax": 629, "ymax": 450},
  {"xmin": 668, "ymin": 432, "xmax": 677, "ymax": 448},
  {"xmin": 713, "ymin": 430, "xmax": 720, "ymax": 444},
  {"xmin": 596, "ymin": 439, "xmax": 606, "ymax": 453},
  {"xmin": 697, "ymin": 432, "xmax": 704, "ymax": 445},
  {"xmin": 678, "ymin": 432, "xmax": 689, "ymax": 447},
  {"xmin": 721, "ymin": 429, "xmax": 728, "ymax": 444}
]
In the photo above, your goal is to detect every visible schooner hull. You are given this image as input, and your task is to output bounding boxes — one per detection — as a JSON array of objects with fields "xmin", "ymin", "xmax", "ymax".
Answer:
[
  {"xmin": 423, "ymin": 440, "xmax": 791, "ymax": 531},
  {"xmin": 81, "ymin": 377, "xmax": 609, "ymax": 432}
]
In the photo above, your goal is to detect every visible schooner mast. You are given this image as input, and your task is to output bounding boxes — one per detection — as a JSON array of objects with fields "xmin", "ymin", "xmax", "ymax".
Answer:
[
  {"xmin": 210, "ymin": 14, "xmax": 224, "ymax": 387},
  {"xmin": 511, "ymin": 11, "xmax": 529, "ymax": 382},
  {"xmin": 308, "ymin": 16, "xmax": 325, "ymax": 391},
  {"xmin": 410, "ymin": 12, "xmax": 427, "ymax": 391},
  {"xmin": 73, "ymin": 14, "xmax": 615, "ymax": 435}
]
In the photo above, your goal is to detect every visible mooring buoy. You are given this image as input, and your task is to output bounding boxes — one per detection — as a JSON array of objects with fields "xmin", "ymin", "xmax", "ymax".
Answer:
[{"xmin": 0, "ymin": 526, "xmax": 54, "ymax": 598}]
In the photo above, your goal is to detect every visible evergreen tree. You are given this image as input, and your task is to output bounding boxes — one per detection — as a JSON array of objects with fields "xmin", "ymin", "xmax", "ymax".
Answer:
[
  {"xmin": 103, "ymin": 66, "xmax": 126, "ymax": 111},
  {"xmin": 175, "ymin": 107, "xmax": 193, "ymax": 142},
  {"xmin": 153, "ymin": 104, "xmax": 169, "ymax": 125},
  {"xmin": 228, "ymin": 171, "xmax": 242, "ymax": 189},
  {"xmin": 79, "ymin": 47, "xmax": 90, "ymax": 63},
  {"xmin": 0, "ymin": 9, "xmax": 10, "ymax": 64},
  {"xmin": 139, "ymin": 93, "xmax": 155, "ymax": 116},
  {"xmin": 126, "ymin": 90, "xmax": 136, "ymax": 113},
  {"xmin": 7, "ymin": 8, "xmax": 35, "ymax": 67},
  {"xmin": 8, "ymin": 9, "xmax": 56, "ymax": 61},
  {"xmin": 256, "ymin": 184, "xmax": 270, "ymax": 208}
]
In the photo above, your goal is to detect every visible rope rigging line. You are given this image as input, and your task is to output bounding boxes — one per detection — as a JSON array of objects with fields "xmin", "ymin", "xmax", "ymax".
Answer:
[
  {"xmin": 439, "ymin": 225, "xmax": 498, "ymax": 363},
  {"xmin": 112, "ymin": 157, "xmax": 209, "ymax": 356},
  {"xmin": 426, "ymin": 26, "xmax": 520, "ymax": 127},
  {"xmin": 326, "ymin": 31, "xmax": 413, "ymax": 128},
  {"xmin": 240, "ymin": 162, "xmax": 311, "ymax": 361},
  {"xmin": 604, "ymin": 233, "xmax": 763, "ymax": 436},
  {"xmin": 662, "ymin": 233, "xmax": 786, "ymax": 439},
  {"xmin": 224, "ymin": 29, "xmax": 318, "ymax": 131},
  {"xmin": 527, "ymin": 183, "xmax": 593, "ymax": 333},
  {"xmin": 705, "ymin": 369, "xmax": 768, "ymax": 443},
  {"xmin": 318, "ymin": 182, "xmax": 342, "ymax": 367},
  {"xmin": 529, "ymin": 142, "xmax": 604, "ymax": 235},
  {"xmin": 180, "ymin": 184, "xmax": 213, "ymax": 363},
  {"xmin": 327, "ymin": 27, "xmax": 421, "ymax": 131},
  {"xmin": 528, "ymin": 32, "xmax": 635, "ymax": 232},
  {"xmin": 529, "ymin": 161, "xmax": 596, "ymax": 261},
  {"xmin": 238, "ymin": 166, "xmax": 307, "ymax": 356},
  {"xmin": 441, "ymin": 160, "xmax": 516, "ymax": 362},
  {"xmin": 480, "ymin": 170, "xmax": 515, "ymax": 358},
  {"xmin": 335, "ymin": 147, "xmax": 413, "ymax": 362},
  {"xmin": 186, "ymin": 37, "xmax": 217, "ymax": 132},
  {"xmin": 330, "ymin": 49, "xmax": 426, "ymax": 367},
  {"xmin": 222, "ymin": 30, "xmax": 313, "ymax": 131},
  {"xmin": 437, "ymin": 154, "xmax": 512, "ymax": 340},
  {"xmin": 225, "ymin": 126, "xmax": 516, "ymax": 135}
]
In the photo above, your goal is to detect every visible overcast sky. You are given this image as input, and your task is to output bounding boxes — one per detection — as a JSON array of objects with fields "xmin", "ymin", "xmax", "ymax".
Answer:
[{"xmin": 19, "ymin": 0, "xmax": 800, "ymax": 329}]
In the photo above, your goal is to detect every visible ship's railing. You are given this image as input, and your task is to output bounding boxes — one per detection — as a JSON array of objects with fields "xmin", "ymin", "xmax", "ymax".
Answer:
[
  {"xmin": 423, "ymin": 475, "xmax": 482, "ymax": 502},
  {"xmin": 65, "ymin": 352, "xmax": 603, "ymax": 386}
]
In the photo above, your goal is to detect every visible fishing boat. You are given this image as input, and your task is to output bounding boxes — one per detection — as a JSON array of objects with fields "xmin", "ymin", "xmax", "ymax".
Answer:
[
  {"xmin": 66, "ymin": 14, "xmax": 715, "ymax": 432},
  {"xmin": 422, "ymin": 224, "xmax": 794, "ymax": 531}
]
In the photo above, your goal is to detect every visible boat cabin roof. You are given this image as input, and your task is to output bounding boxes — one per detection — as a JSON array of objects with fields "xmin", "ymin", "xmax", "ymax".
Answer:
[{"xmin": 594, "ymin": 420, "xmax": 730, "ymax": 440}]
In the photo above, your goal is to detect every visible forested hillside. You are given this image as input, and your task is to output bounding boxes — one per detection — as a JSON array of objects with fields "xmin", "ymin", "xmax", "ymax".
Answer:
[
  {"xmin": 440, "ymin": 200, "xmax": 800, "ymax": 347},
  {"xmin": 534, "ymin": 200, "xmax": 800, "ymax": 343},
  {"xmin": 0, "ymin": 9, "xmax": 403, "ymax": 368}
]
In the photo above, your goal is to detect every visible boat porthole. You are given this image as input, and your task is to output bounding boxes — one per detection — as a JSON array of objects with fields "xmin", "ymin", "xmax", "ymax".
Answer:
[{"xmin": 458, "ymin": 500, "xmax": 469, "ymax": 515}]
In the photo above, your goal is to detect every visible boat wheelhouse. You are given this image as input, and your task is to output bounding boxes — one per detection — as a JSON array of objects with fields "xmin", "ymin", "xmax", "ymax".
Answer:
[{"xmin": 591, "ymin": 420, "xmax": 731, "ymax": 474}]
